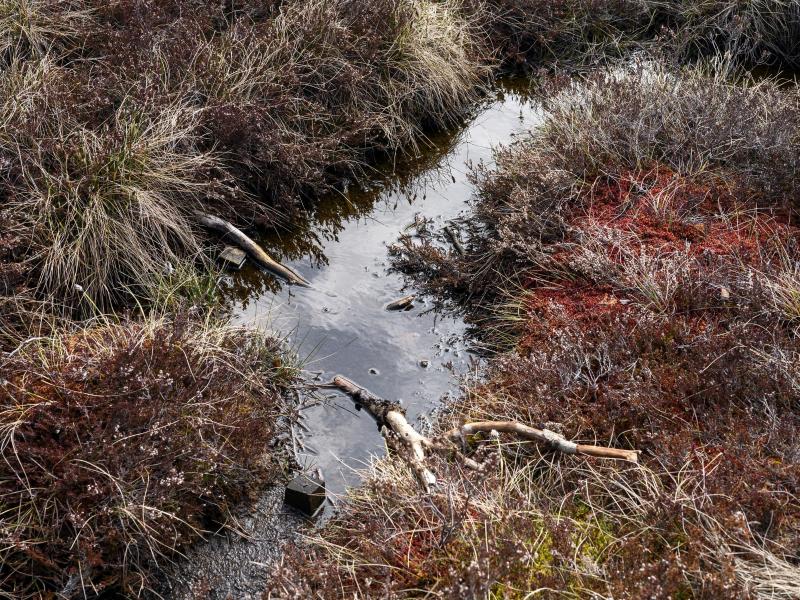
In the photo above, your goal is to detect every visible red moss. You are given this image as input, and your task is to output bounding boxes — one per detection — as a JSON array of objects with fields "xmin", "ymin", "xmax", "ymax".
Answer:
[{"xmin": 575, "ymin": 168, "xmax": 794, "ymax": 261}]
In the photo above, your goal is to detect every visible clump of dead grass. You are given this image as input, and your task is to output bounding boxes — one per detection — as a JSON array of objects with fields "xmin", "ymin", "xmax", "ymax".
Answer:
[
  {"xmin": 186, "ymin": 0, "xmax": 487, "ymax": 222},
  {"xmin": 0, "ymin": 309, "xmax": 296, "ymax": 598},
  {"xmin": 481, "ymin": 0, "xmax": 800, "ymax": 70},
  {"xmin": 291, "ymin": 60, "xmax": 800, "ymax": 598},
  {"xmin": 0, "ymin": 54, "xmax": 216, "ymax": 315},
  {"xmin": 0, "ymin": 0, "xmax": 92, "ymax": 62}
]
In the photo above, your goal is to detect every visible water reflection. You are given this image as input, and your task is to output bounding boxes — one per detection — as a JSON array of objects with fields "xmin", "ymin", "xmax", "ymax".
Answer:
[{"xmin": 224, "ymin": 81, "xmax": 541, "ymax": 499}]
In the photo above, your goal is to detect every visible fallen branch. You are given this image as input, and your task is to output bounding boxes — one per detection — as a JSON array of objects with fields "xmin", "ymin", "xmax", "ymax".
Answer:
[
  {"xmin": 386, "ymin": 294, "xmax": 415, "ymax": 311},
  {"xmin": 197, "ymin": 213, "xmax": 311, "ymax": 287},
  {"xmin": 329, "ymin": 376, "xmax": 640, "ymax": 494},
  {"xmin": 447, "ymin": 421, "xmax": 639, "ymax": 463},
  {"xmin": 332, "ymin": 375, "xmax": 436, "ymax": 491}
]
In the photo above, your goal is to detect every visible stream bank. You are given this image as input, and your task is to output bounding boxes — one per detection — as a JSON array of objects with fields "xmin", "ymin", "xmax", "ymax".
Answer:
[
  {"xmin": 230, "ymin": 81, "xmax": 540, "ymax": 499},
  {"xmin": 164, "ymin": 82, "xmax": 540, "ymax": 598}
]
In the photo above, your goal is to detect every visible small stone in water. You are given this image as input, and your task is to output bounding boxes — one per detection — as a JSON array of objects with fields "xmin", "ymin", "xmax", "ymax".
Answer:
[
  {"xmin": 285, "ymin": 473, "xmax": 326, "ymax": 516},
  {"xmin": 369, "ymin": 368, "xmax": 379, "ymax": 375},
  {"xmin": 218, "ymin": 246, "xmax": 247, "ymax": 270}
]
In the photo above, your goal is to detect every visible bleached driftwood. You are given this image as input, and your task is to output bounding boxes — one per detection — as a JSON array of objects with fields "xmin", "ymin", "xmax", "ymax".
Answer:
[
  {"xmin": 386, "ymin": 294, "xmax": 415, "ymax": 311},
  {"xmin": 332, "ymin": 375, "xmax": 436, "ymax": 491},
  {"xmin": 446, "ymin": 421, "xmax": 639, "ymax": 463},
  {"xmin": 197, "ymin": 213, "xmax": 310, "ymax": 287},
  {"xmin": 329, "ymin": 376, "xmax": 639, "ymax": 493}
]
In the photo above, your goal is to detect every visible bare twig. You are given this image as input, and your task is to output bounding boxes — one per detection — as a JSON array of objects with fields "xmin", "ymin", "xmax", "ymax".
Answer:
[
  {"xmin": 332, "ymin": 375, "xmax": 436, "ymax": 491},
  {"xmin": 330, "ymin": 376, "xmax": 640, "ymax": 495},
  {"xmin": 197, "ymin": 213, "xmax": 311, "ymax": 287},
  {"xmin": 447, "ymin": 421, "xmax": 639, "ymax": 463}
]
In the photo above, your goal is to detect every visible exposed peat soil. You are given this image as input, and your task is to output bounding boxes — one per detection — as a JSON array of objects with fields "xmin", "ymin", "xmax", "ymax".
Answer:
[{"xmin": 163, "ymin": 82, "xmax": 540, "ymax": 597}]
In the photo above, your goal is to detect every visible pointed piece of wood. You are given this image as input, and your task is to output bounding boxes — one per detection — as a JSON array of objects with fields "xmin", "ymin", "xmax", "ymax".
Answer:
[
  {"xmin": 197, "ymin": 213, "xmax": 310, "ymax": 287},
  {"xmin": 447, "ymin": 421, "xmax": 639, "ymax": 463}
]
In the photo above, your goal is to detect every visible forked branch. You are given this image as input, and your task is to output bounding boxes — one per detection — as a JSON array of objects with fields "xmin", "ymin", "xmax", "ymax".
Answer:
[{"xmin": 329, "ymin": 375, "xmax": 639, "ymax": 493}]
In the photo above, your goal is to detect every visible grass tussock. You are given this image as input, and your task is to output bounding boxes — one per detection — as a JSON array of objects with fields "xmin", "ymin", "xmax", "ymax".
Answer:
[
  {"xmin": 0, "ymin": 310, "xmax": 296, "ymax": 598},
  {"xmin": 0, "ymin": 0, "xmax": 488, "ymax": 316},
  {"xmin": 0, "ymin": 0, "xmax": 92, "ymax": 61},
  {"xmin": 482, "ymin": 0, "xmax": 800, "ymax": 69},
  {"xmin": 276, "ymin": 61, "xmax": 800, "ymax": 597}
]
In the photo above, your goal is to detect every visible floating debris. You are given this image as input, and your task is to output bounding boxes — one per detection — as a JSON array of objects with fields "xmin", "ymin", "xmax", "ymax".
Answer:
[
  {"xmin": 386, "ymin": 294, "xmax": 415, "ymax": 311},
  {"xmin": 218, "ymin": 245, "xmax": 247, "ymax": 270}
]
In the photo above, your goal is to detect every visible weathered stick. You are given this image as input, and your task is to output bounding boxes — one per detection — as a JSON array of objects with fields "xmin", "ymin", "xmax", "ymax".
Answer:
[
  {"xmin": 443, "ymin": 226, "xmax": 465, "ymax": 256},
  {"xmin": 386, "ymin": 294, "xmax": 415, "ymax": 311},
  {"xmin": 197, "ymin": 213, "xmax": 311, "ymax": 287},
  {"xmin": 332, "ymin": 375, "xmax": 436, "ymax": 491},
  {"xmin": 329, "ymin": 377, "xmax": 640, "ymax": 495},
  {"xmin": 447, "ymin": 421, "xmax": 639, "ymax": 463}
]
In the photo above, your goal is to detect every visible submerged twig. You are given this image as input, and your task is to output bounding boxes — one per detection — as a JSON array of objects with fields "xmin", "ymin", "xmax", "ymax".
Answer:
[{"xmin": 443, "ymin": 225, "xmax": 465, "ymax": 256}]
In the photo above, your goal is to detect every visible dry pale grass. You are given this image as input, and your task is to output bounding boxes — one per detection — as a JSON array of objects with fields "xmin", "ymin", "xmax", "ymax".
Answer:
[{"xmin": 0, "ymin": 0, "xmax": 92, "ymax": 61}]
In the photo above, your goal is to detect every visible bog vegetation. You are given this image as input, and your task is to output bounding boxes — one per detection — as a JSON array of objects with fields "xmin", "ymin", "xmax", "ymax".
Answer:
[
  {"xmin": 2, "ymin": 0, "xmax": 800, "ymax": 598},
  {"xmin": 1, "ymin": 0, "xmax": 486, "ymax": 596},
  {"xmin": 272, "ymin": 18, "xmax": 800, "ymax": 600}
]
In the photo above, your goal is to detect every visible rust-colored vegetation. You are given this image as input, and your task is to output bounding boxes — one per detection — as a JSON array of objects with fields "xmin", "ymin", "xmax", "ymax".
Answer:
[
  {"xmin": 3, "ymin": 0, "xmax": 800, "ymax": 598},
  {"xmin": 274, "ymin": 62, "xmax": 800, "ymax": 598}
]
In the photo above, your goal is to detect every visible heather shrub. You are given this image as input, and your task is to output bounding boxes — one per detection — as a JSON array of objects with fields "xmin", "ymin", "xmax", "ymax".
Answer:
[
  {"xmin": 478, "ymin": 0, "xmax": 657, "ymax": 67},
  {"xmin": 280, "ymin": 61, "xmax": 800, "ymax": 597},
  {"xmin": 480, "ymin": 0, "xmax": 800, "ymax": 69},
  {"xmin": 0, "ymin": 311, "xmax": 296, "ymax": 598}
]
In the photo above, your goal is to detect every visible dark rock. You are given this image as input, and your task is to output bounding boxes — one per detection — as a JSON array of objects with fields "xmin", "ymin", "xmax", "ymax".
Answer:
[{"xmin": 284, "ymin": 474, "xmax": 325, "ymax": 516}]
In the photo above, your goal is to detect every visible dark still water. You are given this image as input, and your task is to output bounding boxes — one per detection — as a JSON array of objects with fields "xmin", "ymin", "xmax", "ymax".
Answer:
[
  {"xmin": 165, "ymin": 83, "xmax": 541, "ymax": 599},
  {"xmin": 225, "ymin": 83, "xmax": 541, "ymax": 498}
]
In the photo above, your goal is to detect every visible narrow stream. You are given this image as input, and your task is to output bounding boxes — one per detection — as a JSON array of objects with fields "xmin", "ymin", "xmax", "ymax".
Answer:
[
  {"xmin": 233, "ymin": 82, "xmax": 538, "ymax": 497},
  {"xmin": 166, "ymin": 82, "xmax": 539, "ymax": 598}
]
